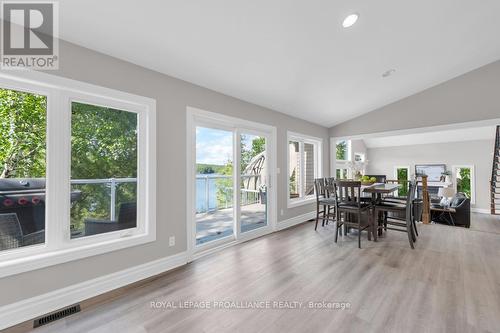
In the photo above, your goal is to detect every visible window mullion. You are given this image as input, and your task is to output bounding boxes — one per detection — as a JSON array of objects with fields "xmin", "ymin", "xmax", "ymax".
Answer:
[
  {"xmin": 45, "ymin": 90, "xmax": 71, "ymax": 250},
  {"xmin": 234, "ymin": 129, "xmax": 241, "ymax": 240},
  {"xmin": 313, "ymin": 142, "xmax": 318, "ymax": 179},
  {"xmin": 300, "ymin": 141, "xmax": 305, "ymax": 197}
]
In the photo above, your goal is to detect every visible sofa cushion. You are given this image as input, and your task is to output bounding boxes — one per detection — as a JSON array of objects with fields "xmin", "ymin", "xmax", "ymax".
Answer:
[{"xmin": 450, "ymin": 193, "xmax": 467, "ymax": 208}]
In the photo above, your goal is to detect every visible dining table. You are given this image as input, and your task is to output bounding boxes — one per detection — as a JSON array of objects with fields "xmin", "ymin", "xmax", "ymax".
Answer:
[
  {"xmin": 361, "ymin": 183, "xmax": 401, "ymax": 240},
  {"xmin": 362, "ymin": 183, "xmax": 400, "ymax": 201}
]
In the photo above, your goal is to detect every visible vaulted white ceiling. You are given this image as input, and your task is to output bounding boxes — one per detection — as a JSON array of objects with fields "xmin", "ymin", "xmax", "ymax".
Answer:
[{"xmin": 59, "ymin": 1, "xmax": 500, "ymax": 127}]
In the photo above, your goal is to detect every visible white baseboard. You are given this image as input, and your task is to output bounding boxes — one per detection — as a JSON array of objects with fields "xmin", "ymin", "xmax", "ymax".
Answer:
[
  {"xmin": 0, "ymin": 212, "xmax": 316, "ymax": 330},
  {"xmin": 471, "ymin": 208, "xmax": 491, "ymax": 214},
  {"xmin": 0, "ymin": 251, "xmax": 188, "ymax": 330},
  {"xmin": 276, "ymin": 211, "xmax": 315, "ymax": 231}
]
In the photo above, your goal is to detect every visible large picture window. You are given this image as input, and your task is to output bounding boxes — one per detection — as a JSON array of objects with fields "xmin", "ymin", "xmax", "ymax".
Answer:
[
  {"xmin": 0, "ymin": 72, "xmax": 156, "ymax": 278},
  {"xmin": 287, "ymin": 132, "xmax": 322, "ymax": 207},
  {"xmin": 70, "ymin": 102, "xmax": 138, "ymax": 239},
  {"xmin": 0, "ymin": 87, "xmax": 47, "ymax": 251}
]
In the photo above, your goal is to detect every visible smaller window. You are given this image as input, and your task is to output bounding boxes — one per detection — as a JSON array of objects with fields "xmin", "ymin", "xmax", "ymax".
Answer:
[
  {"xmin": 288, "ymin": 132, "xmax": 322, "ymax": 206},
  {"xmin": 336, "ymin": 140, "xmax": 351, "ymax": 161},
  {"xmin": 394, "ymin": 166, "xmax": 410, "ymax": 197},
  {"xmin": 336, "ymin": 168, "xmax": 349, "ymax": 180},
  {"xmin": 354, "ymin": 152, "xmax": 365, "ymax": 162},
  {"xmin": 453, "ymin": 165, "xmax": 475, "ymax": 204}
]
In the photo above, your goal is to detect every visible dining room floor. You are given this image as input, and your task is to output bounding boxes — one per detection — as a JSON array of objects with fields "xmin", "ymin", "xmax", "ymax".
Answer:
[{"xmin": 10, "ymin": 213, "xmax": 500, "ymax": 333}]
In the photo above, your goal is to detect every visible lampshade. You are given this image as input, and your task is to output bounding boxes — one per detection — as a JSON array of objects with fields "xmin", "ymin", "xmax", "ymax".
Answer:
[{"xmin": 439, "ymin": 187, "xmax": 455, "ymax": 198}]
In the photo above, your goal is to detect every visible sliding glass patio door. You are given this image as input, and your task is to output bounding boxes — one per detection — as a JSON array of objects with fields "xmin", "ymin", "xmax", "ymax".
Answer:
[
  {"xmin": 192, "ymin": 117, "xmax": 273, "ymax": 251},
  {"xmin": 239, "ymin": 132, "xmax": 267, "ymax": 233},
  {"xmin": 195, "ymin": 126, "xmax": 234, "ymax": 245}
]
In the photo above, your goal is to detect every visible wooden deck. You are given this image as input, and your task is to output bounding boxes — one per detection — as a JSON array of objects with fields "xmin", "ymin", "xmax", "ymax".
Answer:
[{"xmin": 196, "ymin": 203, "xmax": 266, "ymax": 244}]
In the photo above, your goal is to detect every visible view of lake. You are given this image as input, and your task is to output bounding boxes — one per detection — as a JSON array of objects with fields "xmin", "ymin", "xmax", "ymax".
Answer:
[{"xmin": 196, "ymin": 174, "xmax": 230, "ymax": 213}]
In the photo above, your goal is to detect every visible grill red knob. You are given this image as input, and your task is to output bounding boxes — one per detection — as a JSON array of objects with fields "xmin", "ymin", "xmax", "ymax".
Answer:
[
  {"xmin": 32, "ymin": 197, "xmax": 41, "ymax": 205},
  {"xmin": 3, "ymin": 199, "xmax": 14, "ymax": 207},
  {"xmin": 18, "ymin": 197, "xmax": 29, "ymax": 205}
]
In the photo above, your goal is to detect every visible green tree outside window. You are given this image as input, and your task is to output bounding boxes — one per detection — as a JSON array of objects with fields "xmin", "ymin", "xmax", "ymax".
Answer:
[
  {"xmin": 396, "ymin": 168, "xmax": 409, "ymax": 197},
  {"xmin": 456, "ymin": 167, "xmax": 471, "ymax": 199},
  {"xmin": 336, "ymin": 140, "xmax": 347, "ymax": 160}
]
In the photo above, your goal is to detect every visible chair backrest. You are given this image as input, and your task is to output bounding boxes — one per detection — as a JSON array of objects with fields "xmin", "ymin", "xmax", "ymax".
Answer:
[
  {"xmin": 325, "ymin": 177, "xmax": 336, "ymax": 197},
  {"xmin": 118, "ymin": 202, "xmax": 137, "ymax": 225},
  {"xmin": 314, "ymin": 178, "xmax": 326, "ymax": 201},
  {"xmin": 334, "ymin": 180, "xmax": 362, "ymax": 207},
  {"xmin": 325, "ymin": 177, "xmax": 335, "ymax": 185},
  {"xmin": 0, "ymin": 213, "xmax": 22, "ymax": 250},
  {"xmin": 406, "ymin": 180, "xmax": 417, "ymax": 224},
  {"xmin": 364, "ymin": 175, "xmax": 387, "ymax": 183}
]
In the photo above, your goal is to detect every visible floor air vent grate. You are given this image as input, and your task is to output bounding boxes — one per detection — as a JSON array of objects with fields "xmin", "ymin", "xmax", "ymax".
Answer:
[{"xmin": 33, "ymin": 304, "xmax": 81, "ymax": 328}]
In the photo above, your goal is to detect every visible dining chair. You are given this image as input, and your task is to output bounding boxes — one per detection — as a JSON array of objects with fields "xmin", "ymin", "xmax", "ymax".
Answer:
[
  {"xmin": 333, "ymin": 180, "xmax": 373, "ymax": 248},
  {"xmin": 374, "ymin": 180, "xmax": 417, "ymax": 249},
  {"xmin": 313, "ymin": 178, "xmax": 336, "ymax": 230}
]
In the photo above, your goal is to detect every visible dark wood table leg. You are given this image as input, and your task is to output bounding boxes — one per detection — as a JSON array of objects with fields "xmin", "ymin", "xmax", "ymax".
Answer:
[
  {"xmin": 371, "ymin": 193, "xmax": 377, "ymax": 241},
  {"xmin": 377, "ymin": 193, "xmax": 383, "ymax": 236}
]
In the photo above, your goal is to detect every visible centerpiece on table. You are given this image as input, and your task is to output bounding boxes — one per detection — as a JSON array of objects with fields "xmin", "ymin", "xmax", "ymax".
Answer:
[
  {"xmin": 346, "ymin": 160, "xmax": 367, "ymax": 181},
  {"xmin": 360, "ymin": 175, "xmax": 377, "ymax": 185}
]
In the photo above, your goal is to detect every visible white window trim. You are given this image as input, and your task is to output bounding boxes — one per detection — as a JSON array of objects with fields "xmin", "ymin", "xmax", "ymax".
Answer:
[
  {"xmin": 287, "ymin": 131, "xmax": 323, "ymax": 208},
  {"xmin": 452, "ymin": 165, "xmax": 476, "ymax": 205},
  {"xmin": 0, "ymin": 70, "xmax": 156, "ymax": 278}
]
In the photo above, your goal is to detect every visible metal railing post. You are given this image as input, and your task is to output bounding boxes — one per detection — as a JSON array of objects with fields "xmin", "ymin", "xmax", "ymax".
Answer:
[
  {"xmin": 110, "ymin": 178, "xmax": 117, "ymax": 220},
  {"xmin": 205, "ymin": 175, "xmax": 209, "ymax": 212},
  {"xmin": 70, "ymin": 178, "xmax": 136, "ymax": 220}
]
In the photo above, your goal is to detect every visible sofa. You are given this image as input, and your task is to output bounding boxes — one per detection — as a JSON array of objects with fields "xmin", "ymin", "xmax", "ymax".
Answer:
[{"xmin": 431, "ymin": 193, "xmax": 471, "ymax": 228}]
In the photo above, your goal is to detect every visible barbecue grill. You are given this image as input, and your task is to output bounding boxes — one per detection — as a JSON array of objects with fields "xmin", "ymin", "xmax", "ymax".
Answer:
[{"xmin": 0, "ymin": 178, "xmax": 81, "ymax": 236}]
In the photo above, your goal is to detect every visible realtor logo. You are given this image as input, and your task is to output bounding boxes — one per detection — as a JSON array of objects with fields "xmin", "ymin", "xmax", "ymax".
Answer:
[{"xmin": 1, "ymin": 1, "xmax": 59, "ymax": 69}]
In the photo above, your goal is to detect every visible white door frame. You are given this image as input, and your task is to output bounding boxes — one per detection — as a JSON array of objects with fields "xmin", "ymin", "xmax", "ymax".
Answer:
[{"xmin": 186, "ymin": 107, "xmax": 277, "ymax": 261}]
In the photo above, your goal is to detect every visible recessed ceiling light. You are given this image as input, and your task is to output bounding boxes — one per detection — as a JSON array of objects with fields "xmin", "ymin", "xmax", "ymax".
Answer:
[
  {"xmin": 342, "ymin": 14, "xmax": 359, "ymax": 28},
  {"xmin": 382, "ymin": 69, "xmax": 396, "ymax": 78}
]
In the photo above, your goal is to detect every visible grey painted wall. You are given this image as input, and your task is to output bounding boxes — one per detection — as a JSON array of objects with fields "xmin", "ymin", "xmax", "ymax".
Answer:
[
  {"xmin": 350, "ymin": 139, "xmax": 367, "ymax": 162},
  {"xmin": 0, "ymin": 40, "xmax": 329, "ymax": 306},
  {"xmin": 330, "ymin": 60, "xmax": 500, "ymax": 138},
  {"xmin": 366, "ymin": 139, "xmax": 495, "ymax": 210}
]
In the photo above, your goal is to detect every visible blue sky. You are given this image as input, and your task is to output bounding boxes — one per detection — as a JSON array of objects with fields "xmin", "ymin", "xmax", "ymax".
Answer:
[{"xmin": 196, "ymin": 127, "xmax": 257, "ymax": 165}]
